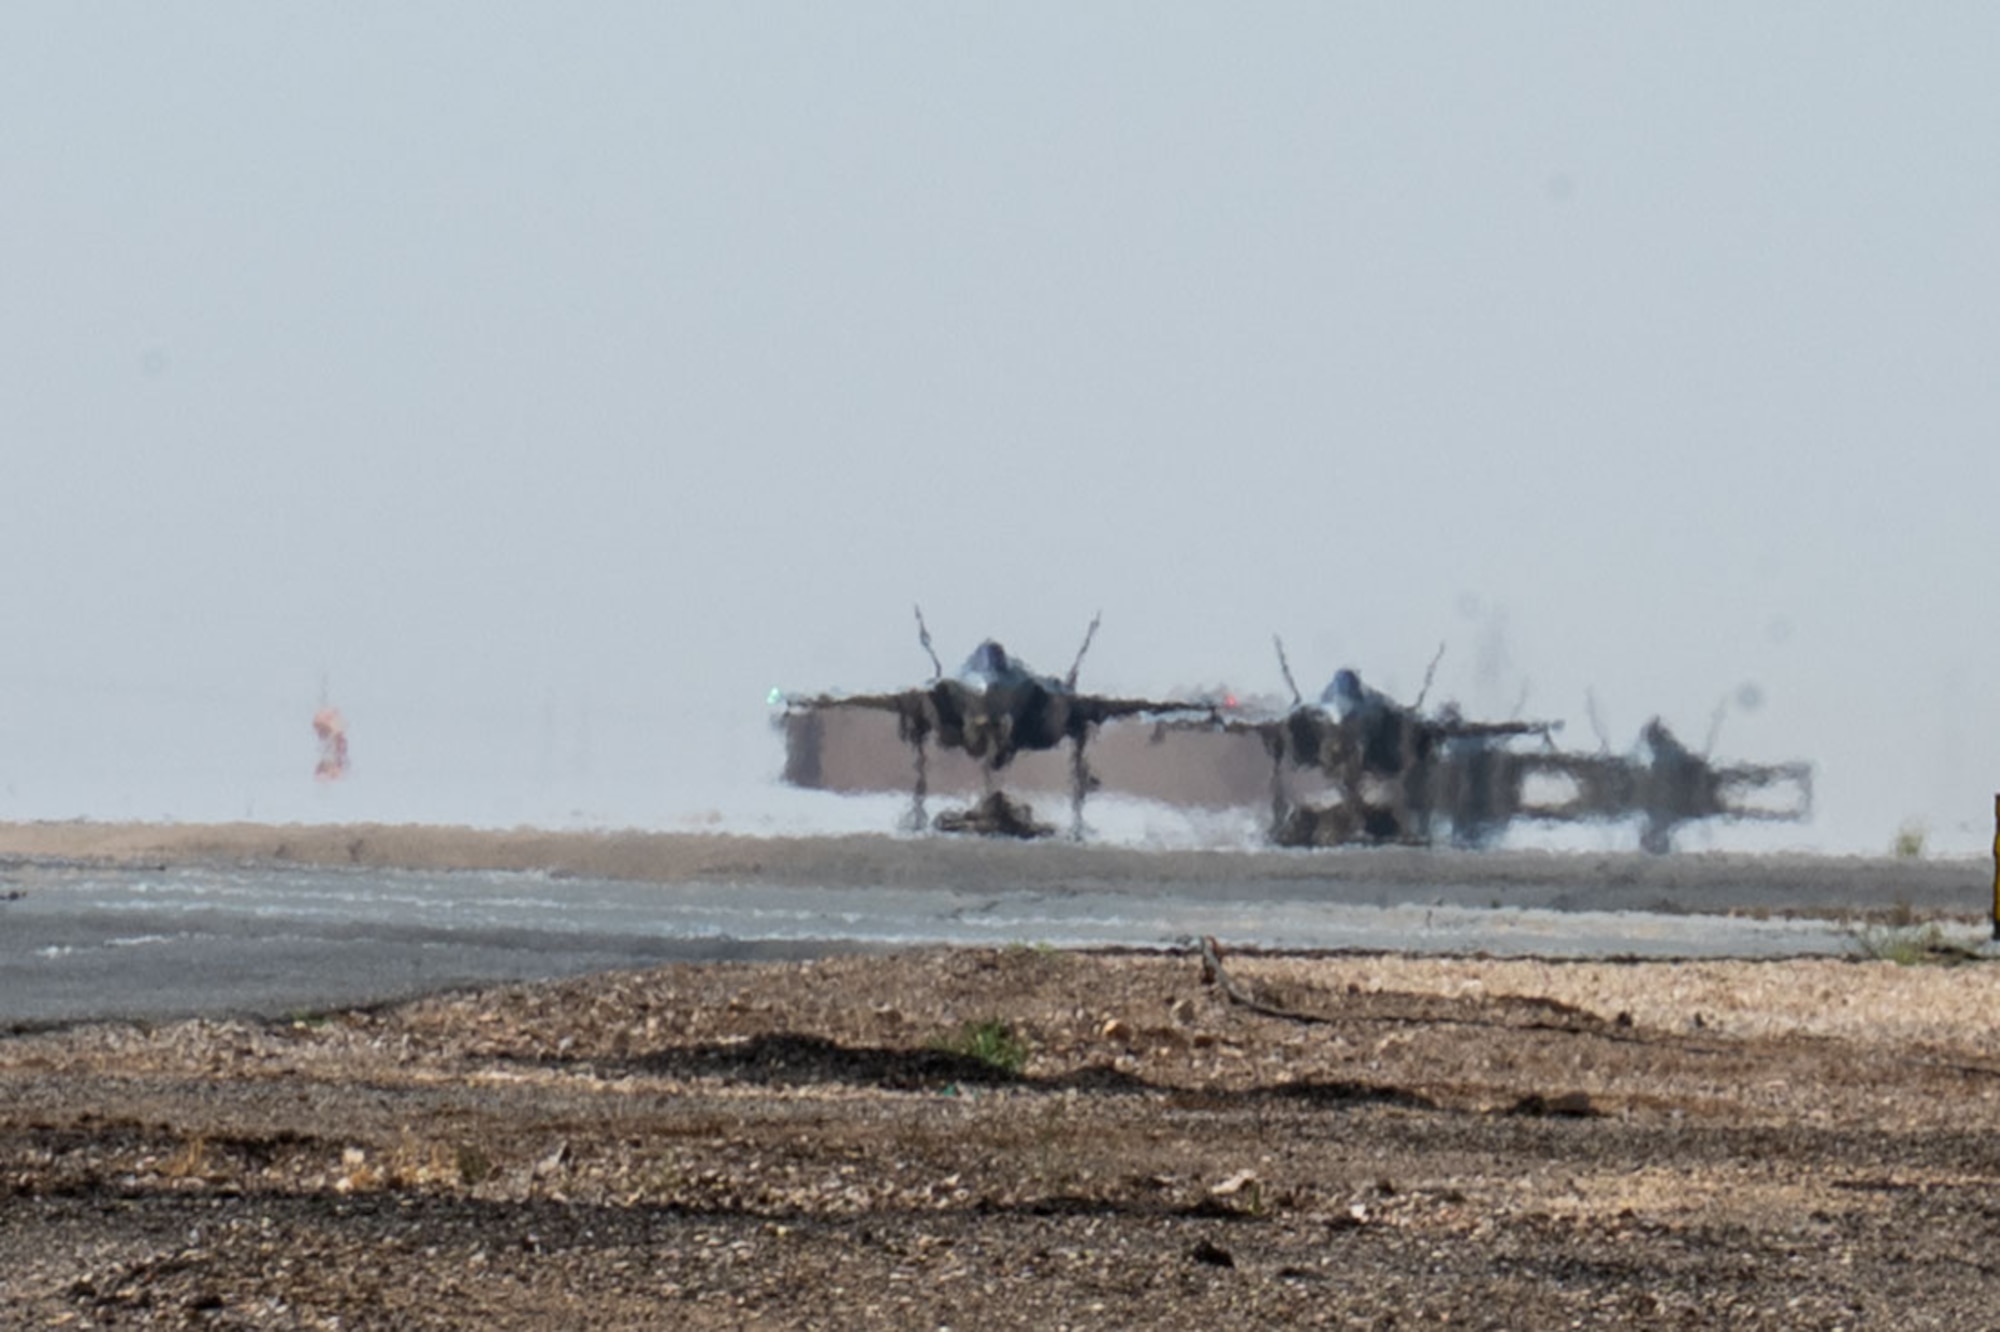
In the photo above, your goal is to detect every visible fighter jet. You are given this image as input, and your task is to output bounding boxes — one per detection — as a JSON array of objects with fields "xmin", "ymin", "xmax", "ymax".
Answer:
[
  {"xmin": 777, "ymin": 609, "xmax": 1212, "ymax": 838},
  {"xmin": 1234, "ymin": 641, "xmax": 1811, "ymax": 851},
  {"xmin": 1204, "ymin": 639, "xmax": 1559, "ymax": 848},
  {"xmin": 1500, "ymin": 715, "xmax": 1814, "ymax": 853}
]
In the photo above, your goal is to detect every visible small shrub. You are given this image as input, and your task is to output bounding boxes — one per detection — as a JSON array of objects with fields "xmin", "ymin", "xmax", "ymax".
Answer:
[
  {"xmin": 455, "ymin": 1144, "xmax": 493, "ymax": 1186},
  {"xmin": 160, "ymin": 1136, "xmax": 209, "ymax": 1179},
  {"xmin": 1892, "ymin": 821, "xmax": 1927, "ymax": 860},
  {"xmin": 934, "ymin": 1019, "xmax": 1029, "ymax": 1075},
  {"xmin": 1004, "ymin": 940, "xmax": 1062, "ymax": 957},
  {"xmin": 1850, "ymin": 920, "xmax": 1979, "ymax": 967}
]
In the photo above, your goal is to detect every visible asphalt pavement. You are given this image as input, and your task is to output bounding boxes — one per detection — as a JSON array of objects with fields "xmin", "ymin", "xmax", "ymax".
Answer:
[{"xmin": 2, "ymin": 844, "xmax": 1990, "ymax": 1026}]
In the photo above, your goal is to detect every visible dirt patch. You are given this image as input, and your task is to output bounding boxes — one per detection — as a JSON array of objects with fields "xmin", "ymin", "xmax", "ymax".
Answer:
[{"xmin": 6, "ymin": 944, "xmax": 2000, "ymax": 1326}]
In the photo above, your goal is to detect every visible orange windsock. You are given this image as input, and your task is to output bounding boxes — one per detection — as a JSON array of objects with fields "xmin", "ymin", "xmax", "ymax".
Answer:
[{"xmin": 313, "ymin": 707, "xmax": 349, "ymax": 781}]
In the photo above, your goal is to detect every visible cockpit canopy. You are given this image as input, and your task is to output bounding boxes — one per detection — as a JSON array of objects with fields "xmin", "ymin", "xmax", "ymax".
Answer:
[
  {"xmin": 957, "ymin": 640, "xmax": 1018, "ymax": 686},
  {"xmin": 1320, "ymin": 668, "xmax": 1365, "ymax": 716}
]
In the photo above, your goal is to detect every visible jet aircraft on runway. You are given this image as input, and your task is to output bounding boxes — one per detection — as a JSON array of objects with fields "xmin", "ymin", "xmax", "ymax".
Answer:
[
  {"xmin": 1218, "ymin": 641, "xmax": 1562, "ymax": 848},
  {"xmin": 1210, "ymin": 639, "xmax": 1810, "ymax": 852},
  {"xmin": 775, "ymin": 608, "xmax": 1211, "ymax": 838},
  {"xmin": 777, "ymin": 625, "xmax": 1814, "ymax": 852}
]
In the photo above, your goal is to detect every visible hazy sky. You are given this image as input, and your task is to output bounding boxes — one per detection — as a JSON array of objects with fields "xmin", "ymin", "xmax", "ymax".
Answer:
[{"xmin": 4, "ymin": 6, "xmax": 1996, "ymax": 851}]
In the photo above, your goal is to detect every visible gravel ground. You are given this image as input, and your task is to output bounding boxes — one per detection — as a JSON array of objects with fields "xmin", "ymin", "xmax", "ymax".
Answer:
[{"xmin": 7, "ymin": 942, "xmax": 2000, "ymax": 1328}]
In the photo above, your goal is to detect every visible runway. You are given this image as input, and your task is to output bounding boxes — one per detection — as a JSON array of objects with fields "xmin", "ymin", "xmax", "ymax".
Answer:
[{"xmin": 0, "ymin": 823, "xmax": 1988, "ymax": 1025}]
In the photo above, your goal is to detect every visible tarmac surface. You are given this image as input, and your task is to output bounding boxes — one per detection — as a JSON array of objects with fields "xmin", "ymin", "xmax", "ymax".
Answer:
[{"xmin": 0, "ymin": 822, "xmax": 1988, "ymax": 1025}]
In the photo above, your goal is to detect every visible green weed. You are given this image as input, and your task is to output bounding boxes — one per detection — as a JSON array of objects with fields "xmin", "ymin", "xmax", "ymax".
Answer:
[
  {"xmin": 1849, "ymin": 920, "xmax": 1980, "ymax": 967},
  {"xmin": 933, "ymin": 1019, "xmax": 1030, "ymax": 1075}
]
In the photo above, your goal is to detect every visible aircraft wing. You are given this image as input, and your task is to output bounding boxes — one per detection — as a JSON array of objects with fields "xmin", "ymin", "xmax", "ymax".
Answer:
[
  {"xmin": 780, "ymin": 690, "xmax": 923, "ymax": 714},
  {"xmin": 1070, "ymin": 695, "xmax": 1218, "ymax": 726},
  {"xmin": 1432, "ymin": 718, "xmax": 1563, "ymax": 743},
  {"xmin": 778, "ymin": 701, "xmax": 1293, "ymax": 809}
]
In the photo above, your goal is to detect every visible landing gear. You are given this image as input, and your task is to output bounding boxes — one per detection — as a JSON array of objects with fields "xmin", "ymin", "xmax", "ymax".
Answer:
[{"xmin": 932, "ymin": 791, "xmax": 1054, "ymax": 838}]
